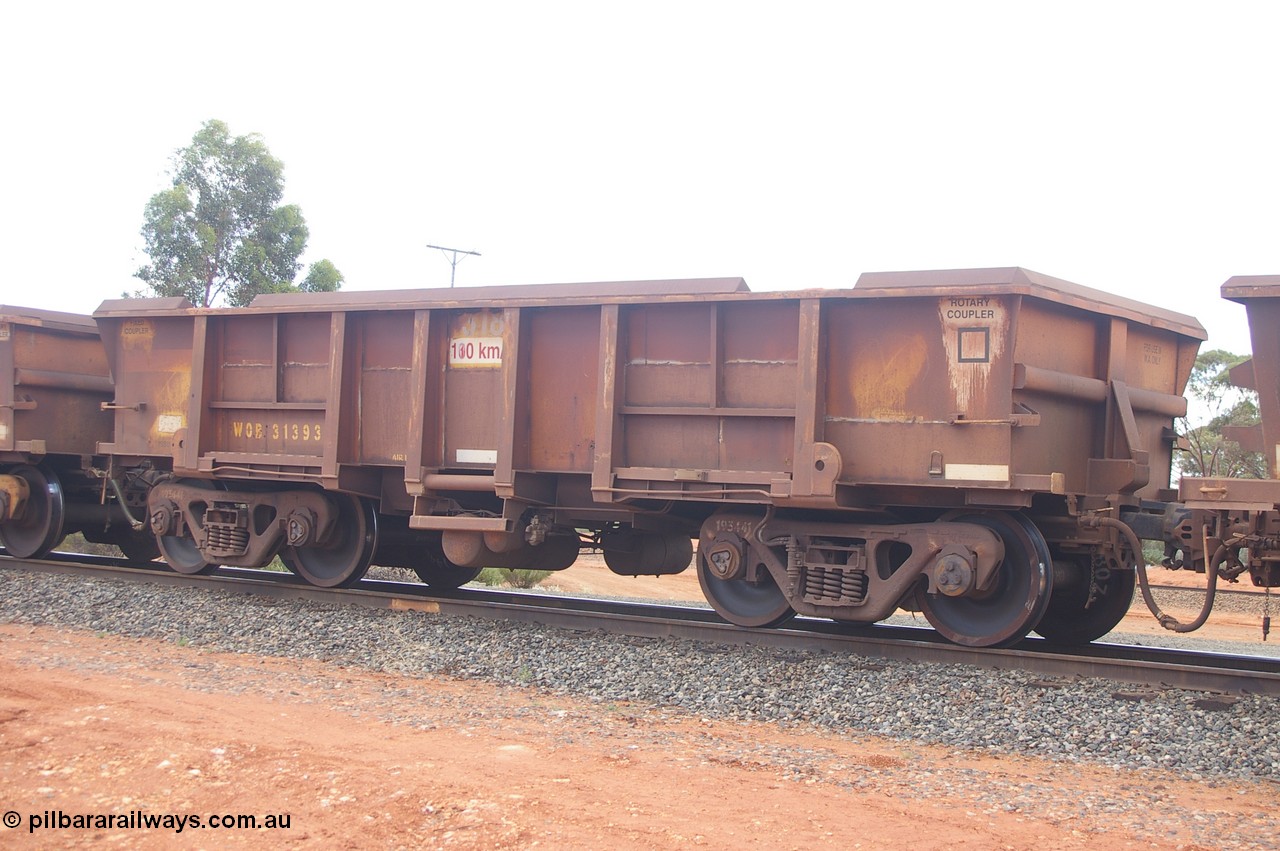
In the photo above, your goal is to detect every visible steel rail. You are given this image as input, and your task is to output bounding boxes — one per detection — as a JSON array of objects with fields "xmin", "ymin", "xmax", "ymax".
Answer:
[
  {"xmin": 3, "ymin": 553, "xmax": 1279, "ymax": 696},
  {"xmin": 1145, "ymin": 582, "xmax": 1267, "ymax": 600}
]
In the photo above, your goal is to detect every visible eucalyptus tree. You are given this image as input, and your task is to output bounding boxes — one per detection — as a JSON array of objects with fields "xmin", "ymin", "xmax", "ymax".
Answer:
[{"xmin": 136, "ymin": 120, "xmax": 342, "ymax": 306}]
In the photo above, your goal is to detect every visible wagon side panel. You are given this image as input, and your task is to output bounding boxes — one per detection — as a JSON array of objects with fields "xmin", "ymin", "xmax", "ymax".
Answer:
[
  {"xmin": 611, "ymin": 299, "xmax": 798, "ymax": 490},
  {"xmin": 1, "ymin": 312, "xmax": 112, "ymax": 458}
]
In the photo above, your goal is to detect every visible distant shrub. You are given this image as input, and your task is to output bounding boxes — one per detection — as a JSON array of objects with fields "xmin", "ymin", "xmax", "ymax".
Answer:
[
  {"xmin": 475, "ymin": 568, "xmax": 552, "ymax": 588},
  {"xmin": 58, "ymin": 533, "xmax": 117, "ymax": 556}
]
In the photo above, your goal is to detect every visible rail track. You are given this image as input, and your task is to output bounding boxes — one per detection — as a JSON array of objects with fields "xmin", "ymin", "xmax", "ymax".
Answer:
[{"xmin": 3, "ymin": 552, "xmax": 1279, "ymax": 697}]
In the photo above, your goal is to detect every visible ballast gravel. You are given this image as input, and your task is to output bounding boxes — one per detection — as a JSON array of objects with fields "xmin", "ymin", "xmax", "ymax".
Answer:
[{"xmin": 3, "ymin": 566, "xmax": 1279, "ymax": 849}]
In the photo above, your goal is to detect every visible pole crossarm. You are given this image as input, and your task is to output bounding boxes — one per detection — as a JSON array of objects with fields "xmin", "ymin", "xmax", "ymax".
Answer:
[{"xmin": 426, "ymin": 244, "xmax": 481, "ymax": 287}]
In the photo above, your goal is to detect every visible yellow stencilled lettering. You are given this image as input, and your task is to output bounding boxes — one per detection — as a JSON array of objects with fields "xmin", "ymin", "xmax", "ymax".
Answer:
[{"xmin": 228, "ymin": 419, "xmax": 323, "ymax": 444}]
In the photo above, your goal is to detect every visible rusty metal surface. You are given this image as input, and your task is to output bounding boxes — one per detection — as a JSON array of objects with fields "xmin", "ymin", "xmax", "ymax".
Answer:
[
  {"xmin": 0, "ymin": 306, "xmax": 112, "ymax": 458},
  {"xmin": 245, "ymin": 277, "xmax": 751, "ymax": 311},
  {"xmin": 1221, "ymin": 276, "xmax": 1280, "ymax": 478},
  {"xmin": 855, "ymin": 266, "xmax": 1206, "ymax": 340},
  {"xmin": 94, "ymin": 312, "xmax": 197, "ymax": 459},
  {"xmin": 92, "ymin": 268, "xmax": 1204, "ymax": 518},
  {"xmin": 1180, "ymin": 476, "xmax": 1280, "ymax": 510}
]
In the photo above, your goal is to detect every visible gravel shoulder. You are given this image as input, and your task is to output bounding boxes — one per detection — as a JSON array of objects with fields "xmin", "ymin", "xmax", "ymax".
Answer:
[{"xmin": 2, "ymin": 562, "xmax": 1279, "ymax": 849}]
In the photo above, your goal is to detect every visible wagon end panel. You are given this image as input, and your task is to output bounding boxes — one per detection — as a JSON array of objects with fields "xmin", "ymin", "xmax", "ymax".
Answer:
[
  {"xmin": 1121, "ymin": 320, "xmax": 1195, "ymax": 499},
  {"xmin": 1220, "ymin": 279, "xmax": 1280, "ymax": 478},
  {"xmin": 95, "ymin": 313, "xmax": 198, "ymax": 460},
  {"xmin": 1008, "ymin": 300, "xmax": 1103, "ymax": 496},
  {"xmin": 822, "ymin": 294, "xmax": 1018, "ymax": 490}
]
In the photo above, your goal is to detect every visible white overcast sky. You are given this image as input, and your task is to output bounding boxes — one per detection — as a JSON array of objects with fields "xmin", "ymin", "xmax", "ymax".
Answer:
[{"xmin": 2, "ymin": 1, "xmax": 1276, "ymax": 351}]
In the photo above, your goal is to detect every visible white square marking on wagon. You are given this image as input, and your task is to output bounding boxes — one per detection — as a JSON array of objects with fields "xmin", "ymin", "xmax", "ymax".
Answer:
[
  {"xmin": 944, "ymin": 463, "xmax": 1009, "ymax": 482},
  {"xmin": 456, "ymin": 449, "xmax": 498, "ymax": 465},
  {"xmin": 155, "ymin": 414, "xmax": 184, "ymax": 435}
]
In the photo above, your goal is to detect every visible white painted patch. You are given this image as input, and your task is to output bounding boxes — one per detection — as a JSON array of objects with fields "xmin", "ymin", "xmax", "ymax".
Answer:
[
  {"xmin": 944, "ymin": 463, "xmax": 1010, "ymax": 482},
  {"xmin": 938, "ymin": 295, "xmax": 1008, "ymax": 413},
  {"xmin": 155, "ymin": 414, "xmax": 184, "ymax": 435},
  {"xmin": 456, "ymin": 449, "xmax": 498, "ymax": 465}
]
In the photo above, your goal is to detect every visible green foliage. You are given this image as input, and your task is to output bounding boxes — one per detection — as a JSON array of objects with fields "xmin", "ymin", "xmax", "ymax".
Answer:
[
  {"xmin": 261, "ymin": 556, "xmax": 290, "ymax": 573},
  {"xmin": 58, "ymin": 532, "xmax": 118, "ymax": 556},
  {"xmin": 475, "ymin": 568, "xmax": 553, "ymax": 588},
  {"xmin": 135, "ymin": 120, "xmax": 342, "ymax": 307},
  {"xmin": 301, "ymin": 258, "xmax": 344, "ymax": 293},
  {"xmin": 1177, "ymin": 348, "xmax": 1265, "ymax": 479}
]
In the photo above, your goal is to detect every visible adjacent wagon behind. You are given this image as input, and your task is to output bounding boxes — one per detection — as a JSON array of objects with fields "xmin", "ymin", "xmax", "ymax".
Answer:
[{"xmin": 0, "ymin": 305, "xmax": 154, "ymax": 560}]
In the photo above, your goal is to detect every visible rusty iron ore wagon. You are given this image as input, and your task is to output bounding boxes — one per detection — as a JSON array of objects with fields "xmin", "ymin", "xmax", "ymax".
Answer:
[
  {"xmin": 35, "ymin": 266, "xmax": 1195, "ymax": 648},
  {"xmin": 0, "ymin": 305, "xmax": 155, "ymax": 560}
]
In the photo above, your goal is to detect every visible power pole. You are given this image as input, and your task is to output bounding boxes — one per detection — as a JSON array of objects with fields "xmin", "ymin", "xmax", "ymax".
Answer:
[{"xmin": 426, "ymin": 244, "xmax": 481, "ymax": 287}]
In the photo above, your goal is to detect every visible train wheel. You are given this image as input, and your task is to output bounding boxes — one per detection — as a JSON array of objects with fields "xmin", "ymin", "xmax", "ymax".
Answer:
[
  {"xmin": 413, "ymin": 561, "xmax": 482, "ymax": 589},
  {"xmin": 156, "ymin": 479, "xmax": 217, "ymax": 575},
  {"xmin": 915, "ymin": 511, "xmax": 1052, "ymax": 648},
  {"xmin": 281, "ymin": 494, "xmax": 377, "ymax": 588},
  {"xmin": 157, "ymin": 530, "xmax": 215, "ymax": 574},
  {"xmin": 1034, "ymin": 557, "xmax": 1135, "ymax": 644},
  {"xmin": 0, "ymin": 465, "xmax": 66, "ymax": 559},
  {"xmin": 697, "ymin": 551, "xmax": 795, "ymax": 628},
  {"xmin": 404, "ymin": 532, "xmax": 482, "ymax": 588},
  {"xmin": 115, "ymin": 531, "xmax": 161, "ymax": 563}
]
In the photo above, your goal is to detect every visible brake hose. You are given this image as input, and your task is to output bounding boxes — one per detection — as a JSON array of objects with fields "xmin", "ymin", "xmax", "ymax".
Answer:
[{"xmin": 1085, "ymin": 515, "xmax": 1220, "ymax": 633}]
